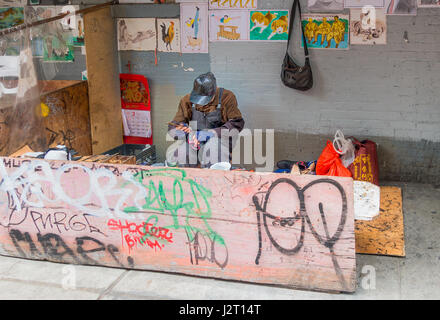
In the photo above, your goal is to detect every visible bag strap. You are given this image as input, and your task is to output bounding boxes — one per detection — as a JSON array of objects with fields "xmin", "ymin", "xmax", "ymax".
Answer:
[{"xmin": 287, "ymin": 0, "xmax": 309, "ymax": 59}]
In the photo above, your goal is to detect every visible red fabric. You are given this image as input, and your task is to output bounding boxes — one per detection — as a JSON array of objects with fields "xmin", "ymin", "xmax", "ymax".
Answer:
[
  {"xmin": 316, "ymin": 140, "xmax": 352, "ymax": 177},
  {"xmin": 348, "ymin": 138, "xmax": 379, "ymax": 186}
]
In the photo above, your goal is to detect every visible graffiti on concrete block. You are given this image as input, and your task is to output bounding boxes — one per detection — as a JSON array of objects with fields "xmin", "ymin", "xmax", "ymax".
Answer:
[{"xmin": 0, "ymin": 157, "xmax": 356, "ymax": 293}]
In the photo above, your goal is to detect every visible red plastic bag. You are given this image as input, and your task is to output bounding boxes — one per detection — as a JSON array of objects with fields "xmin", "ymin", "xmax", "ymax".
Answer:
[
  {"xmin": 316, "ymin": 140, "xmax": 352, "ymax": 177},
  {"xmin": 348, "ymin": 138, "xmax": 379, "ymax": 186}
]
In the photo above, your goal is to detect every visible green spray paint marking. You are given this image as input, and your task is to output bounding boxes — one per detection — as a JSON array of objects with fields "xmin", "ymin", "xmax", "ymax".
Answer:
[{"xmin": 123, "ymin": 168, "xmax": 225, "ymax": 247}]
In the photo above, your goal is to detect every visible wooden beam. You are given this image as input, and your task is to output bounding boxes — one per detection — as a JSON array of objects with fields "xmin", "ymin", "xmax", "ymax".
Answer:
[
  {"xmin": 84, "ymin": 6, "xmax": 123, "ymax": 155},
  {"xmin": 0, "ymin": 157, "xmax": 356, "ymax": 293}
]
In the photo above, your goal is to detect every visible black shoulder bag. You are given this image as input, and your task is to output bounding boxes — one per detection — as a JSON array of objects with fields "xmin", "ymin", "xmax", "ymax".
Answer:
[{"xmin": 281, "ymin": 0, "xmax": 313, "ymax": 91}]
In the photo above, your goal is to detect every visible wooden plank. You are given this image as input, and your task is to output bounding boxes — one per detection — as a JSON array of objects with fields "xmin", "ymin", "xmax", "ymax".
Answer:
[
  {"xmin": 0, "ymin": 157, "xmax": 356, "ymax": 293},
  {"xmin": 0, "ymin": 81, "xmax": 92, "ymax": 157},
  {"xmin": 355, "ymin": 186, "xmax": 405, "ymax": 257},
  {"xmin": 84, "ymin": 6, "xmax": 123, "ymax": 154}
]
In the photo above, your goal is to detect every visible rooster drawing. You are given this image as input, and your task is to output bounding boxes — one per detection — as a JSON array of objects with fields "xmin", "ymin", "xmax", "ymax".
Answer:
[{"xmin": 161, "ymin": 21, "xmax": 175, "ymax": 51}]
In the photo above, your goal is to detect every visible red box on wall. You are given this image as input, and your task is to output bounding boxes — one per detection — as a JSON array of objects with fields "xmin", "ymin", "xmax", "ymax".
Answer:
[{"xmin": 119, "ymin": 73, "xmax": 153, "ymax": 146}]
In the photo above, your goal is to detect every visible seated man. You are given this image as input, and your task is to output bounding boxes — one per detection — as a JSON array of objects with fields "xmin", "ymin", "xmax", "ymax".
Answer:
[{"xmin": 166, "ymin": 72, "xmax": 244, "ymax": 168}]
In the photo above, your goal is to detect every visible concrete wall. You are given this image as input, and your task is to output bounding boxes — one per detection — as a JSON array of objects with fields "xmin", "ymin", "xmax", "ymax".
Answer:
[{"xmin": 34, "ymin": 1, "xmax": 440, "ymax": 184}]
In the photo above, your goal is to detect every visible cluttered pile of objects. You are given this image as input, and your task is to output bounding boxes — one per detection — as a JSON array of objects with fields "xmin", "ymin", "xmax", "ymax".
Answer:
[{"xmin": 9, "ymin": 143, "xmax": 156, "ymax": 166}]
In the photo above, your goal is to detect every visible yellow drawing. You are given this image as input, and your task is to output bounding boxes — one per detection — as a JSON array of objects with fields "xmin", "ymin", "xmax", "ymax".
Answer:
[
  {"xmin": 211, "ymin": 0, "xmax": 255, "ymax": 8},
  {"xmin": 304, "ymin": 18, "xmax": 318, "ymax": 42},
  {"xmin": 268, "ymin": 15, "xmax": 288, "ymax": 40},
  {"xmin": 186, "ymin": 36, "xmax": 203, "ymax": 50},
  {"xmin": 250, "ymin": 11, "xmax": 278, "ymax": 33},
  {"xmin": 313, "ymin": 17, "xmax": 331, "ymax": 45},
  {"xmin": 325, "ymin": 16, "xmax": 345, "ymax": 48},
  {"xmin": 217, "ymin": 25, "xmax": 240, "ymax": 40}
]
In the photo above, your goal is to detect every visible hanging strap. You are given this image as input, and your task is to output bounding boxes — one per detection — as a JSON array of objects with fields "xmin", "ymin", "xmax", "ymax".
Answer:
[{"xmin": 287, "ymin": 0, "xmax": 309, "ymax": 59}]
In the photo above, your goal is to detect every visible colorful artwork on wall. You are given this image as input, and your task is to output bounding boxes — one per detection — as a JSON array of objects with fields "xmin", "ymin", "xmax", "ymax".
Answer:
[
  {"xmin": 180, "ymin": 3, "xmax": 209, "ymax": 53},
  {"xmin": 301, "ymin": 14, "xmax": 350, "ymax": 49},
  {"xmin": 43, "ymin": 34, "xmax": 74, "ymax": 62},
  {"xmin": 0, "ymin": 7, "xmax": 23, "ymax": 30},
  {"xmin": 0, "ymin": 0, "xmax": 26, "ymax": 6},
  {"xmin": 308, "ymin": 0, "xmax": 343, "ymax": 11},
  {"xmin": 249, "ymin": 10, "xmax": 289, "ymax": 41},
  {"xmin": 157, "ymin": 18, "xmax": 181, "ymax": 52},
  {"xmin": 117, "ymin": 18, "xmax": 157, "ymax": 51},
  {"xmin": 384, "ymin": 0, "xmax": 417, "ymax": 14},
  {"xmin": 209, "ymin": 0, "xmax": 257, "ymax": 9},
  {"xmin": 343, "ymin": 0, "xmax": 384, "ymax": 7},
  {"xmin": 350, "ymin": 8, "xmax": 386, "ymax": 45},
  {"xmin": 209, "ymin": 10, "xmax": 249, "ymax": 41},
  {"xmin": 417, "ymin": 0, "xmax": 440, "ymax": 7}
]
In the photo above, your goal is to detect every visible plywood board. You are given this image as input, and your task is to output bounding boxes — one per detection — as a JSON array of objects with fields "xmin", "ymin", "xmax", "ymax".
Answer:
[
  {"xmin": 0, "ymin": 158, "xmax": 357, "ymax": 293},
  {"xmin": 355, "ymin": 186, "xmax": 405, "ymax": 256},
  {"xmin": 41, "ymin": 81, "xmax": 92, "ymax": 156},
  {"xmin": 84, "ymin": 7, "xmax": 123, "ymax": 154}
]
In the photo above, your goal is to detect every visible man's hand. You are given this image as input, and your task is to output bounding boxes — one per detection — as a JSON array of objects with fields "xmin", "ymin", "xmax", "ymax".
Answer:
[{"xmin": 175, "ymin": 124, "xmax": 192, "ymax": 134}]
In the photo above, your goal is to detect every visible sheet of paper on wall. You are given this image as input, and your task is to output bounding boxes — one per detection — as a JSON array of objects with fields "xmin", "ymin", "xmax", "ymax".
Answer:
[
  {"xmin": 180, "ymin": 3, "xmax": 209, "ymax": 53},
  {"xmin": 59, "ymin": 5, "xmax": 85, "ymax": 47},
  {"xmin": 122, "ymin": 109, "xmax": 152, "ymax": 138},
  {"xmin": 344, "ymin": 0, "xmax": 384, "ymax": 7},
  {"xmin": 417, "ymin": 0, "xmax": 440, "ymax": 7},
  {"xmin": 0, "ymin": 0, "xmax": 26, "ymax": 6},
  {"xmin": 209, "ymin": 10, "xmax": 249, "ymax": 41},
  {"xmin": 350, "ymin": 8, "xmax": 386, "ymax": 45},
  {"xmin": 118, "ymin": 0, "xmax": 155, "ymax": 3},
  {"xmin": 0, "ymin": 7, "xmax": 24, "ymax": 30},
  {"xmin": 117, "ymin": 18, "xmax": 157, "ymax": 51},
  {"xmin": 301, "ymin": 14, "xmax": 350, "ymax": 49},
  {"xmin": 384, "ymin": 0, "xmax": 417, "ymax": 14},
  {"xmin": 209, "ymin": 0, "xmax": 257, "ymax": 9},
  {"xmin": 157, "ymin": 18, "xmax": 181, "ymax": 52},
  {"xmin": 308, "ymin": 0, "xmax": 343, "ymax": 11},
  {"xmin": 249, "ymin": 10, "xmax": 289, "ymax": 41}
]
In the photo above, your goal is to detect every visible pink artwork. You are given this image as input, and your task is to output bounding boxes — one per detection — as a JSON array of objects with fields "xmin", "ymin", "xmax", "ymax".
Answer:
[{"xmin": 0, "ymin": 157, "xmax": 356, "ymax": 292}]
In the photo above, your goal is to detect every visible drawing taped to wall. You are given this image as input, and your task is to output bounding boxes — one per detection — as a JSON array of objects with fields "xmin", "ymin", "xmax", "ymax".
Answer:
[
  {"xmin": 384, "ymin": 0, "xmax": 417, "ymax": 14},
  {"xmin": 180, "ymin": 3, "xmax": 208, "ymax": 53},
  {"xmin": 0, "ymin": 7, "xmax": 23, "ymax": 30},
  {"xmin": 117, "ymin": 18, "xmax": 156, "ymax": 51},
  {"xmin": 43, "ymin": 34, "xmax": 74, "ymax": 62},
  {"xmin": 350, "ymin": 8, "xmax": 386, "ymax": 45},
  {"xmin": 209, "ymin": 0, "xmax": 257, "ymax": 9},
  {"xmin": 344, "ymin": 0, "xmax": 384, "ymax": 7},
  {"xmin": 308, "ymin": 0, "xmax": 343, "ymax": 11},
  {"xmin": 0, "ymin": 0, "xmax": 26, "ymax": 6},
  {"xmin": 301, "ymin": 14, "xmax": 349, "ymax": 49},
  {"xmin": 249, "ymin": 10, "xmax": 289, "ymax": 41},
  {"xmin": 157, "ymin": 18, "xmax": 181, "ymax": 52},
  {"xmin": 417, "ymin": 0, "xmax": 439, "ymax": 7},
  {"xmin": 209, "ymin": 10, "xmax": 249, "ymax": 41}
]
